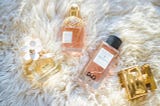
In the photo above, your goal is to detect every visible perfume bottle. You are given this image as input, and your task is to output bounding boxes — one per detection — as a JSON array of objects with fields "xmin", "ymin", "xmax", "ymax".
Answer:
[
  {"xmin": 24, "ymin": 53, "xmax": 61, "ymax": 83},
  {"xmin": 60, "ymin": 3, "xmax": 85, "ymax": 56},
  {"xmin": 118, "ymin": 64, "xmax": 157, "ymax": 100},
  {"xmin": 82, "ymin": 35, "xmax": 122, "ymax": 88}
]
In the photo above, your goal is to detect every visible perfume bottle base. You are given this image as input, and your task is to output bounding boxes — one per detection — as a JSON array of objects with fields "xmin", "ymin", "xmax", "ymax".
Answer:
[{"xmin": 79, "ymin": 73, "xmax": 101, "ymax": 89}]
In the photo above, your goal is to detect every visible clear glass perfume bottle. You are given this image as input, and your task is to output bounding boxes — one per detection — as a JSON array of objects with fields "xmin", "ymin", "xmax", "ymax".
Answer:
[
  {"xmin": 24, "ymin": 53, "xmax": 61, "ymax": 83},
  {"xmin": 21, "ymin": 37, "xmax": 61, "ymax": 83},
  {"xmin": 60, "ymin": 3, "xmax": 85, "ymax": 56},
  {"xmin": 82, "ymin": 35, "xmax": 122, "ymax": 88}
]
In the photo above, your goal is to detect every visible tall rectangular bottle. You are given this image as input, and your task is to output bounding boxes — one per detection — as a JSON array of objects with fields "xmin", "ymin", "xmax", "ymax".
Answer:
[{"xmin": 82, "ymin": 35, "xmax": 122, "ymax": 88}]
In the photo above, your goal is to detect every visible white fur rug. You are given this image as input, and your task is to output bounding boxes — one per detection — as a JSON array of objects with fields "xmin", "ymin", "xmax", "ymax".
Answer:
[{"xmin": 0, "ymin": 0, "xmax": 160, "ymax": 106}]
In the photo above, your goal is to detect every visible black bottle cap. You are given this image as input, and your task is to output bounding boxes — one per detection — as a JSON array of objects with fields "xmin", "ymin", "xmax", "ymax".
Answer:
[{"xmin": 106, "ymin": 35, "xmax": 122, "ymax": 50}]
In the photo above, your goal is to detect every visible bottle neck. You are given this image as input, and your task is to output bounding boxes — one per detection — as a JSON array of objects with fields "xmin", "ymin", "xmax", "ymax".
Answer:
[
  {"xmin": 69, "ymin": 4, "xmax": 80, "ymax": 17},
  {"xmin": 69, "ymin": 10, "xmax": 79, "ymax": 17}
]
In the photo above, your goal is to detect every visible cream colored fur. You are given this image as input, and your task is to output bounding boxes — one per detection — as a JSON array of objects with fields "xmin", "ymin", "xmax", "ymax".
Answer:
[{"xmin": 0, "ymin": 0, "xmax": 160, "ymax": 106}]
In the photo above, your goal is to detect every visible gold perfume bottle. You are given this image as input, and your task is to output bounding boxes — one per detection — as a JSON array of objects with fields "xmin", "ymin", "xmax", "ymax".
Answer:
[
  {"xmin": 21, "ymin": 37, "xmax": 61, "ymax": 83},
  {"xmin": 118, "ymin": 64, "xmax": 157, "ymax": 100},
  {"xmin": 60, "ymin": 3, "xmax": 85, "ymax": 56},
  {"xmin": 23, "ymin": 53, "xmax": 61, "ymax": 83}
]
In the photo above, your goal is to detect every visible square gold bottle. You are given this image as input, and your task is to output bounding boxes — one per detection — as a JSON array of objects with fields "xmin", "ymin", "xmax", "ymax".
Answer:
[{"xmin": 118, "ymin": 64, "xmax": 157, "ymax": 100}]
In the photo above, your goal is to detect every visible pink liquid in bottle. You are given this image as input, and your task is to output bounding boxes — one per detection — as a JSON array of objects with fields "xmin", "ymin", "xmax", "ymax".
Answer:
[{"xmin": 82, "ymin": 35, "xmax": 122, "ymax": 88}]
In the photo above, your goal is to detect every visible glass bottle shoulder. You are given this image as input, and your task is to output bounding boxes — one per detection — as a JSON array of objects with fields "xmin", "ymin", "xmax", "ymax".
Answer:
[
  {"xmin": 100, "ymin": 41, "xmax": 119, "ymax": 55},
  {"xmin": 63, "ymin": 16, "xmax": 84, "ymax": 27}
]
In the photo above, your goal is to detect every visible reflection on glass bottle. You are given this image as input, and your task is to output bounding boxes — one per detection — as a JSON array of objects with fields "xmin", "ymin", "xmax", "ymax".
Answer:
[{"xmin": 60, "ymin": 3, "xmax": 85, "ymax": 56}]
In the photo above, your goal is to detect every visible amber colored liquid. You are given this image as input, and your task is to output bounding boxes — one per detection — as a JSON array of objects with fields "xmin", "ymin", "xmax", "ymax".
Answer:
[
  {"xmin": 60, "ymin": 15, "xmax": 85, "ymax": 56},
  {"xmin": 83, "ymin": 42, "xmax": 119, "ymax": 82},
  {"xmin": 61, "ymin": 27, "xmax": 84, "ymax": 51}
]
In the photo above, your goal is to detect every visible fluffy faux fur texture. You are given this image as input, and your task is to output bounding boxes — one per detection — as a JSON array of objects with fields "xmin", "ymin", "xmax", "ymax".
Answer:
[{"xmin": 0, "ymin": 0, "xmax": 160, "ymax": 106}]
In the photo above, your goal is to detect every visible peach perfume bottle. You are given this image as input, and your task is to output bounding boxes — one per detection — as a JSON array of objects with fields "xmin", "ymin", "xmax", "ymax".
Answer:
[
  {"xmin": 60, "ymin": 4, "xmax": 85, "ymax": 56},
  {"xmin": 82, "ymin": 35, "xmax": 122, "ymax": 88}
]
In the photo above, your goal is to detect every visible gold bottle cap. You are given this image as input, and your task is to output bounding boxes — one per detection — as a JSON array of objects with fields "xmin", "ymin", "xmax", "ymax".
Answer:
[
  {"xmin": 69, "ymin": 4, "xmax": 80, "ymax": 17},
  {"xmin": 118, "ymin": 64, "xmax": 157, "ymax": 100}
]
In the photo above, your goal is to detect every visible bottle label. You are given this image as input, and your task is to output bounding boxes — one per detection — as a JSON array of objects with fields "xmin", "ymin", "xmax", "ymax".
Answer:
[
  {"xmin": 93, "ymin": 48, "xmax": 114, "ymax": 69},
  {"xmin": 62, "ymin": 31, "xmax": 73, "ymax": 43}
]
